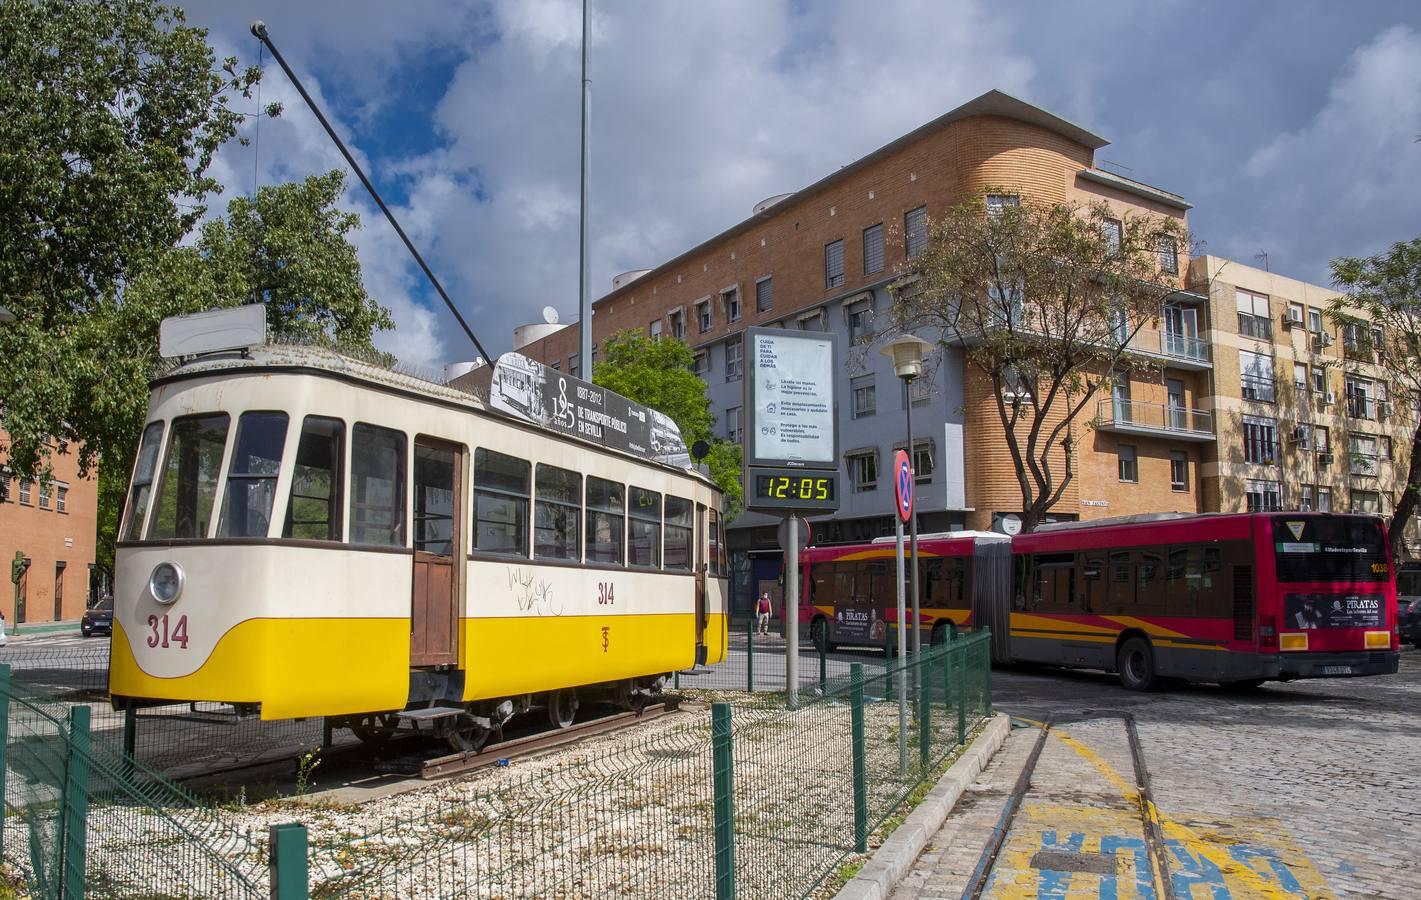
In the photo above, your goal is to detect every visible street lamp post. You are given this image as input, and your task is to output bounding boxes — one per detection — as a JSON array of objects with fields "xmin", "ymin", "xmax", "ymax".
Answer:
[{"xmin": 882, "ymin": 335, "xmax": 932, "ymax": 656}]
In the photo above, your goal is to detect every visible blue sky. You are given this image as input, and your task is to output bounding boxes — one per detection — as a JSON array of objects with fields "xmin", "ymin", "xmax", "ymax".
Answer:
[{"xmin": 184, "ymin": 1, "xmax": 1421, "ymax": 367}]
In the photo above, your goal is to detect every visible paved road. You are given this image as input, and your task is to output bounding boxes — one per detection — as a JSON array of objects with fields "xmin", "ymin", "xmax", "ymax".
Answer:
[{"xmin": 894, "ymin": 647, "xmax": 1421, "ymax": 898}]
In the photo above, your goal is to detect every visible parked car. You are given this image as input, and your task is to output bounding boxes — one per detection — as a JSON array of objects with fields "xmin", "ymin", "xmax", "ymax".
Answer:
[
  {"xmin": 1397, "ymin": 563, "xmax": 1421, "ymax": 648},
  {"xmin": 81, "ymin": 597, "xmax": 113, "ymax": 638}
]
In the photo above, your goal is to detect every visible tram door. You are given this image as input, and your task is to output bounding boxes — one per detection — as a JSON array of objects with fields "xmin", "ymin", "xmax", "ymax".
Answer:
[
  {"xmin": 694, "ymin": 503, "xmax": 708, "ymax": 664},
  {"xmin": 410, "ymin": 439, "xmax": 461, "ymax": 667}
]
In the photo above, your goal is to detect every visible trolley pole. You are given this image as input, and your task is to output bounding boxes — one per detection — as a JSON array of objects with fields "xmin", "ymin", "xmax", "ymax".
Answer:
[
  {"xmin": 894, "ymin": 516, "xmax": 908, "ymax": 776},
  {"xmin": 785, "ymin": 516, "xmax": 800, "ymax": 710}
]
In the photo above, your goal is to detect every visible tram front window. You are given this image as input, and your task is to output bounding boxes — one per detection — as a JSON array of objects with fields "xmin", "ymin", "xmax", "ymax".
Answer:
[
  {"xmin": 149, "ymin": 413, "xmax": 230, "ymax": 540},
  {"xmin": 123, "ymin": 421, "xmax": 165, "ymax": 541},
  {"xmin": 219, "ymin": 412, "xmax": 288, "ymax": 538}
]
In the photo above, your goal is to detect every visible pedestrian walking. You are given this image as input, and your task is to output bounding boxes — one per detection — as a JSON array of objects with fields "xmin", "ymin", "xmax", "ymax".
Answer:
[{"xmin": 756, "ymin": 592, "xmax": 773, "ymax": 636}]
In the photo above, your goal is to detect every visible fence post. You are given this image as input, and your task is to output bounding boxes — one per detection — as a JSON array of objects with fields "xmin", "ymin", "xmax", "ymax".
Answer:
[
  {"xmin": 711, "ymin": 702, "xmax": 735, "ymax": 900},
  {"xmin": 818, "ymin": 639, "xmax": 827, "ymax": 692},
  {"xmin": 981, "ymin": 629, "xmax": 993, "ymax": 718},
  {"xmin": 955, "ymin": 636, "xmax": 967, "ymax": 747},
  {"xmin": 269, "ymin": 822, "xmax": 309, "ymax": 899},
  {"xmin": 850, "ymin": 664, "xmax": 867, "ymax": 854},
  {"xmin": 918, "ymin": 651, "xmax": 931, "ymax": 772},
  {"xmin": 745, "ymin": 620, "xmax": 754, "ymax": 692},
  {"xmin": 0, "ymin": 664, "xmax": 9, "ymax": 851},
  {"xmin": 60, "ymin": 706, "xmax": 91, "ymax": 900}
]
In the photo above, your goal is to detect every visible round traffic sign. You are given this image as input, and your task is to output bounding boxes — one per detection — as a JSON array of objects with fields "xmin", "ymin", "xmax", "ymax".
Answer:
[{"xmin": 893, "ymin": 449, "xmax": 913, "ymax": 523}]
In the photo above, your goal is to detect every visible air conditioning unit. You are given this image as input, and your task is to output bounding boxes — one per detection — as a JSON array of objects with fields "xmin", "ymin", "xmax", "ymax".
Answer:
[
  {"xmin": 1284, "ymin": 309, "xmax": 1303, "ymax": 328},
  {"xmin": 1291, "ymin": 426, "xmax": 1308, "ymax": 442},
  {"xmin": 1321, "ymin": 333, "xmax": 1334, "ymax": 347},
  {"xmin": 1324, "ymin": 391, "xmax": 1336, "ymax": 406},
  {"xmin": 1319, "ymin": 452, "xmax": 1335, "ymax": 466}
]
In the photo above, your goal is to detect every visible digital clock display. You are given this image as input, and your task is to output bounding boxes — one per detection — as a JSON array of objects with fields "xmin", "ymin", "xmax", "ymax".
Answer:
[{"xmin": 747, "ymin": 467, "xmax": 840, "ymax": 510}]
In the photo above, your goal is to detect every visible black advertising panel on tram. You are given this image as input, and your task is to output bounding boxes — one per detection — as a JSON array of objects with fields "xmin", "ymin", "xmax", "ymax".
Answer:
[{"xmin": 747, "ymin": 466, "xmax": 840, "ymax": 511}]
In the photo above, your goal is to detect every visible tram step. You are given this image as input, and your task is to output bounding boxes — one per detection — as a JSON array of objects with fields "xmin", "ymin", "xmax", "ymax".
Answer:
[{"xmin": 397, "ymin": 706, "xmax": 465, "ymax": 721}]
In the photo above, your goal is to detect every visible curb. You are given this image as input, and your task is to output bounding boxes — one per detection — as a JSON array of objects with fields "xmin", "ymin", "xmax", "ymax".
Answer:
[{"xmin": 833, "ymin": 712, "xmax": 1012, "ymax": 900}]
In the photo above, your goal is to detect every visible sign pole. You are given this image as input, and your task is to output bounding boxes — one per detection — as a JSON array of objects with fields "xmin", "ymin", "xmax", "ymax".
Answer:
[
  {"xmin": 785, "ymin": 516, "xmax": 799, "ymax": 710},
  {"xmin": 894, "ymin": 516, "xmax": 908, "ymax": 776}
]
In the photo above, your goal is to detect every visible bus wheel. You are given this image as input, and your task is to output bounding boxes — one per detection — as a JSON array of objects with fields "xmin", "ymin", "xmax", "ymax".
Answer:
[
  {"xmin": 811, "ymin": 618, "xmax": 834, "ymax": 652},
  {"xmin": 1117, "ymin": 638, "xmax": 1158, "ymax": 692},
  {"xmin": 547, "ymin": 689, "xmax": 579, "ymax": 729},
  {"xmin": 930, "ymin": 622, "xmax": 950, "ymax": 646}
]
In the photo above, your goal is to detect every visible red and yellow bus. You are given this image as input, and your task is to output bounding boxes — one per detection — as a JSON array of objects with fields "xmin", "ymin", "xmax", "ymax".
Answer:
[{"xmin": 797, "ymin": 513, "xmax": 1400, "ymax": 689}]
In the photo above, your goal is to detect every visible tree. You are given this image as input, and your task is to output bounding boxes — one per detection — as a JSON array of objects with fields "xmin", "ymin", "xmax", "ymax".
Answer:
[
  {"xmin": 593, "ymin": 330, "xmax": 744, "ymax": 516},
  {"xmin": 0, "ymin": 0, "xmax": 277, "ymax": 478},
  {"xmin": 1329, "ymin": 237, "xmax": 1421, "ymax": 560},
  {"xmin": 890, "ymin": 193, "xmax": 1190, "ymax": 531},
  {"xmin": 89, "ymin": 172, "xmax": 393, "ymax": 574}
]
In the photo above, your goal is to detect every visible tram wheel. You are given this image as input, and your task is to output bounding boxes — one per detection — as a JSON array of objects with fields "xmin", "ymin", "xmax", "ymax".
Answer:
[
  {"xmin": 547, "ymin": 689, "xmax": 579, "ymax": 729},
  {"xmin": 351, "ymin": 712, "xmax": 399, "ymax": 747},
  {"xmin": 446, "ymin": 723, "xmax": 493, "ymax": 754},
  {"xmin": 1117, "ymin": 638, "xmax": 1158, "ymax": 692}
]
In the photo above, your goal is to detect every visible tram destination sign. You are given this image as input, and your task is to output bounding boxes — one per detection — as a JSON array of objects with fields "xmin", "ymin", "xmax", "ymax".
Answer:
[
  {"xmin": 487, "ymin": 352, "xmax": 691, "ymax": 469},
  {"xmin": 743, "ymin": 326, "xmax": 840, "ymax": 512}
]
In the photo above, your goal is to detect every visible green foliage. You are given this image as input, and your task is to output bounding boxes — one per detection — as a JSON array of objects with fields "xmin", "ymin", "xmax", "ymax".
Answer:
[
  {"xmin": 1329, "ymin": 237, "xmax": 1421, "ymax": 559},
  {"xmin": 892, "ymin": 193, "xmax": 1191, "ymax": 530},
  {"xmin": 593, "ymin": 331, "xmax": 743, "ymax": 516}
]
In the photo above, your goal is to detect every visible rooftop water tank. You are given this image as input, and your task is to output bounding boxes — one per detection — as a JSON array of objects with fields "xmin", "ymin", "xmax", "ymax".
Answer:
[
  {"xmin": 613, "ymin": 268, "xmax": 652, "ymax": 291},
  {"xmin": 753, "ymin": 193, "xmax": 793, "ymax": 215}
]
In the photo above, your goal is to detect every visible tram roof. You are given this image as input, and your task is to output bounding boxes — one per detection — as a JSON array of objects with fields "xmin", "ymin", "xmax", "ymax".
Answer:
[{"xmin": 152, "ymin": 343, "xmax": 720, "ymax": 487}]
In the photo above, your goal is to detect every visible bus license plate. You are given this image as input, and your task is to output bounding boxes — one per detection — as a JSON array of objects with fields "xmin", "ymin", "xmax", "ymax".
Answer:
[{"xmin": 1322, "ymin": 665, "xmax": 1352, "ymax": 675}]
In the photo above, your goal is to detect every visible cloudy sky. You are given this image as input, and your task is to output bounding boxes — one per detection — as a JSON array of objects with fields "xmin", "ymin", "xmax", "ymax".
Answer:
[{"xmin": 180, "ymin": 0, "xmax": 1421, "ymax": 367}]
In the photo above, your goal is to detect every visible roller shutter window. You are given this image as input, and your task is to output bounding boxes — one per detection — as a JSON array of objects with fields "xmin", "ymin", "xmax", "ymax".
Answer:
[
  {"xmin": 756, "ymin": 277, "xmax": 773, "ymax": 312},
  {"xmin": 825, "ymin": 239, "xmax": 845, "ymax": 288},
  {"xmin": 905, "ymin": 206, "xmax": 928, "ymax": 258},
  {"xmin": 863, "ymin": 223, "xmax": 884, "ymax": 275}
]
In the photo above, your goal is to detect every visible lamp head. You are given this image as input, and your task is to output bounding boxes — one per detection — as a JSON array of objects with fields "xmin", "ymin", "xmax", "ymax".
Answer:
[{"xmin": 880, "ymin": 334, "xmax": 932, "ymax": 380}]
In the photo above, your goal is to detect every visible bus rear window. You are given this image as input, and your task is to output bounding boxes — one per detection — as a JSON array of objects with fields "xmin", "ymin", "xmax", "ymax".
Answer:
[{"xmin": 1272, "ymin": 516, "xmax": 1388, "ymax": 582}]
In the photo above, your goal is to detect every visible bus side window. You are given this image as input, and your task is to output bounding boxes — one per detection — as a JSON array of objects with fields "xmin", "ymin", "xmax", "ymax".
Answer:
[
  {"xmin": 921, "ymin": 558, "xmax": 944, "ymax": 608},
  {"xmin": 1199, "ymin": 546, "xmax": 1225, "ymax": 617},
  {"xmin": 1136, "ymin": 552, "xmax": 1163, "ymax": 611},
  {"xmin": 1033, "ymin": 553, "xmax": 1075, "ymax": 611},
  {"xmin": 1012, "ymin": 555, "xmax": 1028, "ymax": 611},
  {"xmin": 951, "ymin": 557, "xmax": 966, "ymax": 607},
  {"xmin": 1108, "ymin": 551, "xmax": 1132, "ymax": 612},
  {"xmin": 1165, "ymin": 547, "xmax": 1194, "ymax": 616},
  {"xmin": 1081, "ymin": 554, "xmax": 1104, "ymax": 612}
]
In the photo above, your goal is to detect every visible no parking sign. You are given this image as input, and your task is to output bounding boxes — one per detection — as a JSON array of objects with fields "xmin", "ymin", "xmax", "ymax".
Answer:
[{"xmin": 893, "ymin": 449, "xmax": 913, "ymax": 523}]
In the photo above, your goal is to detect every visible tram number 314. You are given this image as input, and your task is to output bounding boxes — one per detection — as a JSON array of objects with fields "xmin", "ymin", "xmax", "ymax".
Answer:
[
  {"xmin": 597, "ymin": 582, "xmax": 615, "ymax": 605},
  {"xmin": 145, "ymin": 613, "xmax": 190, "ymax": 649}
]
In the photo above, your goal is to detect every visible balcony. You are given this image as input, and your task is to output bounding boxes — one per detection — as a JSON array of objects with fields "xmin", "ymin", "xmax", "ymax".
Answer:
[
  {"xmin": 1094, "ymin": 399, "xmax": 1215, "ymax": 442},
  {"xmin": 1119, "ymin": 327, "xmax": 1212, "ymax": 370}
]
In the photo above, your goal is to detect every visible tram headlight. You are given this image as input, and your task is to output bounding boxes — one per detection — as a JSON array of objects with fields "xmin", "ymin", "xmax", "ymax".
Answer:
[{"xmin": 149, "ymin": 562, "xmax": 184, "ymax": 605}]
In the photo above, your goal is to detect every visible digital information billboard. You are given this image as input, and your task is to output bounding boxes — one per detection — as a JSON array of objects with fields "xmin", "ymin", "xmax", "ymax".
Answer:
[{"xmin": 743, "ymin": 327, "xmax": 840, "ymax": 513}]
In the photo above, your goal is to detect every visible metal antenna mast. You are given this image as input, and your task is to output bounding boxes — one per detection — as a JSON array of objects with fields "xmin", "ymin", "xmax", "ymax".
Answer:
[{"xmin": 249, "ymin": 21, "xmax": 492, "ymax": 364}]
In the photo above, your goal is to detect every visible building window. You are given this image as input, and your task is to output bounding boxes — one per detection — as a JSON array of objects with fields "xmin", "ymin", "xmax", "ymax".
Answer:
[
  {"xmin": 19, "ymin": 480, "xmax": 32, "ymax": 505},
  {"xmin": 668, "ymin": 309, "xmax": 686, "ymax": 341},
  {"xmin": 1246, "ymin": 479, "xmax": 1282, "ymax": 512},
  {"xmin": 847, "ymin": 298, "xmax": 874, "ymax": 343},
  {"xmin": 1158, "ymin": 236, "xmax": 1179, "ymax": 274},
  {"xmin": 851, "ymin": 375, "xmax": 876, "ymax": 419},
  {"xmin": 1350, "ymin": 489, "xmax": 1380, "ymax": 515},
  {"xmin": 1293, "ymin": 362, "xmax": 1308, "ymax": 391},
  {"xmin": 848, "ymin": 451, "xmax": 878, "ymax": 492},
  {"xmin": 692, "ymin": 352, "xmax": 709, "ymax": 377},
  {"xmin": 1316, "ymin": 487, "xmax": 1332, "ymax": 512},
  {"xmin": 1314, "ymin": 425, "xmax": 1331, "ymax": 457},
  {"xmin": 1239, "ymin": 350, "xmax": 1276, "ymax": 402},
  {"xmin": 1349, "ymin": 434, "xmax": 1379, "ymax": 476},
  {"xmin": 798, "ymin": 308, "xmax": 826, "ymax": 331},
  {"xmin": 649, "ymin": 319, "xmax": 663, "ymax": 340},
  {"xmin": 1242, "ymin": 415, "xmax": 1278, "ymax": 465},
  {"xmin": 904, "ymin": 206, "xmax": 928, "ymax": 258},
  {"xmin": 1344, "ymin": 376, "xmax": 1374, "ymax": 419},
  {"xmin": 756, "ymin": 277, "xmax": 773, "ymax": 312},
  {"xmin": 1170, "ymin": 451, "xmax": 1188, "ymax": 492},
  {"xmin": 909, "ymin": 370, "xmax": 932, "ymax": 405},
  {"xmin": 1294, "ymin": 423, "xmax": 1312, "ymax": 452},
  {"xmin": 1300, "ymin": 485, "xmax": 1314, "ymax": 511},
  {"xmin": 726, "ymin": 406, "xmax": 742, "ymax": 444},
  {"xmin": 1308, "ymin": 307, "xmax": 1324, "ymax": 334},
  {"xmin": 912, "ymin": 442, "xmax": 934, "ymax": 485},
  {"xmin": 725, "ymin": 335, "xmax": 743, "ymax": 381},
  {"xmin": 1236, "ymin": 290, "xmax": 1272, "ymax": 341},
  {"xmin": 723, "ymin": 286, "xmax": 742, "ymax": 323},
  {"xmin": 863, "ymin": 223, "xmax": 884, "ymax": 275},
  {"xmin": 1101, "ymin": 218, "xmax": 1122, "ymax": 253},
  {"xmin": 568, "ymin": 353, "xmax": 580, "ymax": 378},
  {"xmin": 1311, "ymin": 366, "xmax": 1326, "ymax": 394},
  {"xmin": 825, "ymin": 239, "xmax": 845, "ymax": 288},
  {"xmin": 985, "ymin": 194, "xmax": 1018, "ymax": 217},
  {"xmin": 1117, "ymin": 445, "xmax": 1138, "ymax": 483},
  {"xmin": 0, "ymin": 475, "xmax": 8, "ymax": 504},
  {"xmin": 38, "ymin": 481, "xmax": 50, "ymax": 510},
  {"xmin": 696, "ymin": 299, "xmax": 712, "ymax": 333}
]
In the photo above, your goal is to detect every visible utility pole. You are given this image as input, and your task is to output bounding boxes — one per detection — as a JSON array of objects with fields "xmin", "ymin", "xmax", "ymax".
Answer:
[{"xmin": 577, "ymin": 0, "xmax": 593, "ymax": 376}]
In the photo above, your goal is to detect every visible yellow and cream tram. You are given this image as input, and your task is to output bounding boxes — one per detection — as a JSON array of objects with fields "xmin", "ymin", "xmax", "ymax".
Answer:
[{"xmin": 110, "ymin": 315, "xmax": 728, "ymax": 749}]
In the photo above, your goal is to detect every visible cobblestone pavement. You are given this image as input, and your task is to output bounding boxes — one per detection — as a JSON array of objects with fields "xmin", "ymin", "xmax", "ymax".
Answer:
[{"xmin": 892, "ymin": 647, "xmax": 1421, "ymax": 898}]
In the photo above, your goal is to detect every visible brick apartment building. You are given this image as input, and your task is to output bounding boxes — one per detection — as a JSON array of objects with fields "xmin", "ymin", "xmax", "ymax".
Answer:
[
  {"xmin": 0, "ymin": 430, "xmax": 99, "ymax": 624},
  {"xmin": 514, "ymin": 90, "xmax": 1229, "ymax": 610}
]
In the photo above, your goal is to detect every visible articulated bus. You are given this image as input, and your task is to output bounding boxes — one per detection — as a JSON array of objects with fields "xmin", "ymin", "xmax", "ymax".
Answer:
[{"xmin": 798, "ymin": 512, "xmax": 1400, "ymax": 690}]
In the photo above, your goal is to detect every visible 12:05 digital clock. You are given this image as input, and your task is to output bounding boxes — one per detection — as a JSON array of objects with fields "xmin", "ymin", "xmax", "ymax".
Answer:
[{"xmin": 746, "ymin": 467, "xmax": 841, "ymax": 511}]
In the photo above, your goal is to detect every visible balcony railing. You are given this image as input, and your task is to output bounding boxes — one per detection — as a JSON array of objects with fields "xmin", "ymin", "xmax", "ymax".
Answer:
[
  {"xmin": 1345, "ymin": 395, "xmax": 1390, "ymax": 421},
  {"xmin": 1095, "ymin": 399, "xmax": 1215, "ymax": 441},
  {"xmin": 1238, "ymin": 313, "xmax": 1273, "ymax": 341}
]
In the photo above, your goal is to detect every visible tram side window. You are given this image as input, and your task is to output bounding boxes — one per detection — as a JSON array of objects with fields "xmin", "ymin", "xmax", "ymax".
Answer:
[
  {"xmin": 628, "ymin": 487, "xmax": 662, "ymax": 568},
  {"xmin": 284, "ymin": 417, "xmax": 344, "ymax": 541},
  {"xmin": 122, "ymin": 421, "xmax": 165, "ymax": 540},
  {"xmin": 218, "ymin": 412, "xmax": 288, "ymax": 538},
  {"xmin": 473, "ymin": 448, "xmax": 530, "ymax": 556},
  {"xmin": 708, "ymin": 508, "xmax": 723, "ymax": 575},
  {"xmin": 415, "ymin": 444, "xmax": 459, "ymax": 556},
  {"xmin": 586, "ymin": 476, "xmax": 625, "ymax": 565},
  {"xmin": 1031, "ymin": 553, "xmax": 1076, "ymax": 611},
  {"xmin": 534, "ymin": 464, "xmax": 581, "ymax": 561},
  {"xmin": 350, "ymin": 424, "xmax": 406, "ymax": 547},
  {"xmin": 149, "ymin": 413, "xmax": 230, "ymax": 540},
  {"xmin": 664, "ymin": 495, "xmax": 693, "ymax": 571}
]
